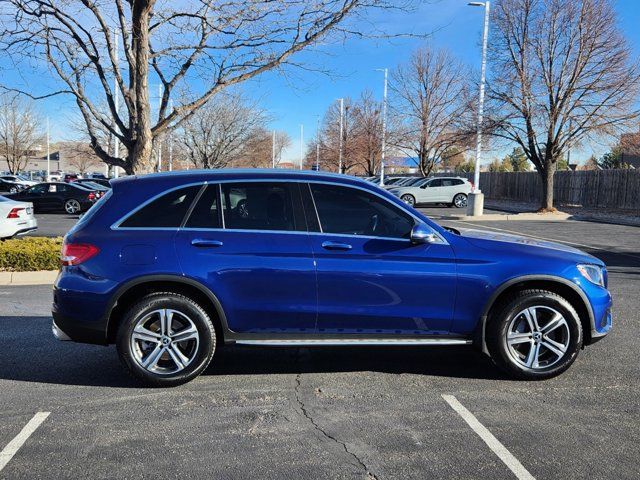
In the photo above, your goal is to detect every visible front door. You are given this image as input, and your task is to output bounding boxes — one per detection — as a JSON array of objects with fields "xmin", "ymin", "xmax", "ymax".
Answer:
[
  {"xmin": 305, "ymin": 182, "xmax": 457, "ymax": 336},
  {"xmin": 175, "ymin": 182, "xmax": 317, "ymax": 335}
]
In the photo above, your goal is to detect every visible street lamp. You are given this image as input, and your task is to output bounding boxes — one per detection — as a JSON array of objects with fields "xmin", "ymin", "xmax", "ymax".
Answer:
[
  {"xmin": 337, "ymin": 98, "xmax": 344, "ymax": 174},
  {"xmin": 375, "ymin": 68, "xmax": 388, "ymax": 186},
  {"xmin": 467, "ymin": 0, "xmax": 490, "ymax": 216}
]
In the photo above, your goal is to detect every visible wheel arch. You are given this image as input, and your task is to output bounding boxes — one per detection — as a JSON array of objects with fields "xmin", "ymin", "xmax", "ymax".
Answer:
[
  {"xmin": 474, "ymin": 275, "xmax": 595, "ymax": 354},
  {"xmin": 105, "ymin": 275, "xmax": 230, "ymax": 344}
]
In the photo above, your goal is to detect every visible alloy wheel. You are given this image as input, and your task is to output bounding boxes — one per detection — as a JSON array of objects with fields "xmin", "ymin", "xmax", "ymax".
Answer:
[
  {"xmin": 505, "ymin": 305, "xmax": 570, "ymax": 370},
  {"xmin": 130, "ymin": 308, "xmax": 200, "ymax": 375},
  {"xmin": 65, "ymin": 199, "xmax": 81, "ymax": 214},
  {"xmin": 453, "ymin": 194, "xmax": 467, "ymax": 208},
  {"xmin": 401, "ymin": 195, "xmax": 415, "ymax": 207}
]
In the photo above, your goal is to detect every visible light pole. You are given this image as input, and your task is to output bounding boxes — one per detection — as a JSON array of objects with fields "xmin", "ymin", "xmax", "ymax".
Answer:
[
  {"xmin": 300, "ymin": 124, "xmax": 304, "ymax": 170},
  {"xmin": 338, "ymin": 98, "xmax": 344, "ymax": 174},
  {"xmin": 46, "ymin": 117, "xmax": 50, "ymax": 181},
  {"xmin": 467, "ymin": 1, "xmax": 490, "ymax": 216},
  {"xmin": 375, "ymin": 68, "xmax": 388, "ymax": 186},
  {"xmin": 315, "ymin": 115, "xmax": 320, "ymax": 171}
]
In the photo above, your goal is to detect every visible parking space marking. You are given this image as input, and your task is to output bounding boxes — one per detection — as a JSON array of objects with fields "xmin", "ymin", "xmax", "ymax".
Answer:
[
  {"xmin": 447, "ymin": 220, "xmax": 640, "ymax": 260},
  {"xmin": 0, "ymin": 412, "xmax": 50, "ymax": 472},
  {"xmin": 442, "ymin": 395, "xmax": 535, "ymax": 480}
]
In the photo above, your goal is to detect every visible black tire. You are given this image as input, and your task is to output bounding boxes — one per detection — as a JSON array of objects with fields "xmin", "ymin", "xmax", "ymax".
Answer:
[
  {"xmin": 116, "ymin": 292, "xmax": 216, "ymax": 387},
  {"xmin": 486, "ymin": 289, "xmax": 583, "ymax": 380},
  {"xmin": 452, "ymin": 193, "xmax": 467, "ymax": 208},
  {"xmin": 400, "ymin": 194, "xmax": 416, "ymax": 207}
]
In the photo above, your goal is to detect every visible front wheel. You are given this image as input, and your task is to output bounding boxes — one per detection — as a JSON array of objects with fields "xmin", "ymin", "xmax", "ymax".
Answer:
[
  {"xmin": 486, "ymin": 289, "xmax": 583, "ymax": 380},
  {"xmin": 116, "ymin": 293, "xmax": 216, "ymax": 387},
  {"xmin": 400, "ymin": 194, "xmax": 416, "ymax": 207},
  {"xmin": 452, "ymin": 193, "xmax": 467, "ymax": 208},
  {"xmin": 64, "ymin": 199, "xmax": 81, "ymax": 214}
]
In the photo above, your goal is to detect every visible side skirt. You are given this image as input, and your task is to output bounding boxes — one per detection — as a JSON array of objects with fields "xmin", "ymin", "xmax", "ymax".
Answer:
[{"xmin": 231, "ymin": 337, "xmax": 472, "ymax": 347}]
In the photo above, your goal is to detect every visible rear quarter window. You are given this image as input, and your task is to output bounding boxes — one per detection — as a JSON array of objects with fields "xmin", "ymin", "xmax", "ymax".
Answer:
[{"xmin": 120, "ymin": 185, "xmax": 201, "ymax": 228}]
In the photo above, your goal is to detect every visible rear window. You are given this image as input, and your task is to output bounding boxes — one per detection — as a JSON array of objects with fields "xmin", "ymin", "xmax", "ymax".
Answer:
[
  {"xmin": 120, "ymin": 185, "xmax": 200, "ymax": 228},
  {"xmin": 76, "ymin": 189, "xmax": 113, "ymax": 228}
]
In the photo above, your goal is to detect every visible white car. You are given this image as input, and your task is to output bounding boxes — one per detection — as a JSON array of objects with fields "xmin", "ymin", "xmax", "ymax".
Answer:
[
  {"xmin": 0, "ymin": 175, "xmax": 37, "ymax": 189},
  {"xmin": 0, "ymin": 196, "xmax": 37, "ymax": 239},
  {"xmin": 388, "ymin": 176, "xmax": 472, "ymax": 208}
]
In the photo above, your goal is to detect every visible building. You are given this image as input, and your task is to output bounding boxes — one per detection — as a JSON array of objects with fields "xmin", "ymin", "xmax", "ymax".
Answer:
[{"xmin": 23, "ymin": 142, "xmax": 104, "ymax": 175}]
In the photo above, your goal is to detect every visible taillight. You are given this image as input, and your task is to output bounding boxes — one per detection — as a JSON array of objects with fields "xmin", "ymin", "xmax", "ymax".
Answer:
[
  {"xmin": 7, "ymin": 207, "xmax": 24, "ymax": 218},
  {"xmin": 88, "ymin": 192, "xmax": 96, "ymax": 201},
  {"xmin": 469, "ymin": 181, "xmax": 475, "ymax": 191},
  {"xmin": 60, "ymin": 242, "xmax": 100, "ymax": 266}
]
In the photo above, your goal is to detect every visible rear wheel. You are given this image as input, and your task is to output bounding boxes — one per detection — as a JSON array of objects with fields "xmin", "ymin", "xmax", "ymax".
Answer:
[
  {"xmin": 452, "ymin": 193, "xmax": 467, "ymax": 208},
  {"xmin": 486, "ymin": 289, "xmax": 583, "ymax": 380},
  {"xmin": 64, "ymin": 199, "xmax": 81, "ymax": 214},
  {"xmin": 116, "ymin": 293, "xmax": 216, "ymax": 387},
  {"xmin": 400, "ymin": 194, "xmax": 416, "ymax": 207}
]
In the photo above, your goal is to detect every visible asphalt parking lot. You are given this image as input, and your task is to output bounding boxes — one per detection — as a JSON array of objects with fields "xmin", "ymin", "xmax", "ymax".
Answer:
[{"xmin": 2, "ymin": 211, "xmax": 639, "ymax": 479}]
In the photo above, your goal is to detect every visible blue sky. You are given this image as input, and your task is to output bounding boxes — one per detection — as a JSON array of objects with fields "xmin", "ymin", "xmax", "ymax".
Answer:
[{"xmin": 9, "ymin": 0, "xmax": 640, "ymax": 164}]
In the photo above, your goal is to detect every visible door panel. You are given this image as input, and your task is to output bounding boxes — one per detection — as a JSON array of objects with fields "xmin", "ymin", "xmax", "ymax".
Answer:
[
  {"xmin": 310, "ymin": 235, "xmax": 456, "ymax": 335},
  {"xmin": 175, "ymin": 183, "xmax": 317, "ymax": 335},
  {"xmin": 307, "ymin": 183, "xmax": 457, "ymax": 335}
]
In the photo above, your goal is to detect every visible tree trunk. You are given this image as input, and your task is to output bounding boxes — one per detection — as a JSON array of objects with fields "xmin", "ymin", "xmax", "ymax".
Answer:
[
  {"xmin": 540, "ymin": 161, "xmax": 556, "ymax": 211},
  {"xmin": 129, "ymin": 0, "xmax": 155, "ymax": 174}
]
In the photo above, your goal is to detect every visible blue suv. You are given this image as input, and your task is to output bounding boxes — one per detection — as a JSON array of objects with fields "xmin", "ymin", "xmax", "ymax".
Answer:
[{"xmin": 52, "ymin": 170, "xmax": 612, "ymax": 386}]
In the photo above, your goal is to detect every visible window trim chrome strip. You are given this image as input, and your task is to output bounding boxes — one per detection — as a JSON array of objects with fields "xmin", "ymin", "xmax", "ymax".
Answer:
[{"xmin": 109, "ymin": 177, "xmax": 448, "ymax": 245}]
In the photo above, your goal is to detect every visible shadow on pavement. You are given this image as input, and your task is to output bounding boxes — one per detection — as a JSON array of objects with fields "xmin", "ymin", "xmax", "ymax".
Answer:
[{"xmin": 0, "ymin": 315, "xmax": 503, "ymax": 388}]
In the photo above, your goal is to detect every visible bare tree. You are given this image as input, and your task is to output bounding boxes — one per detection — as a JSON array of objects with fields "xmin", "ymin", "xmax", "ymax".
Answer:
[
  {"xmin": 488, "ymin": 0, "xmax": 640, "ymax": 210},
  {"xmin": 237, "ymin": 127, "xmax": 273, "ymax": 169},
  {"xmin": 182, "ymin": 92, "xmax": 267, "ymax": 169},
  {"xmin": 349, "ymin": 90, "xmax": 383, "ymax": 176},
  {"xmin": 390, "ymin": 47, "xmax": 473, "ymax": 176},
  {"xmin": 0, "ymin": 93, "xmax": 42, "ymax": 173},
  {"xmin": 64, "ymin": 142, "xmax": 102, "ymax": 175},
  {"xmin": 1, "ymin": 0, "xmax": 419, "ymax": 175},
  {"xmin": 316, "ymin": 97, "xmax": 359, "ymax": 173},
  {"xmin": 272, "ymin": 131, "xmax": 292, "ymax": 167}
]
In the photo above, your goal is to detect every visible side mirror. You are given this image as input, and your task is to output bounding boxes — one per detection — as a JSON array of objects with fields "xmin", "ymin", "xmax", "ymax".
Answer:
[{"xmin": 410, "ymin": 223, "xmax": 439, "ymax": 245}]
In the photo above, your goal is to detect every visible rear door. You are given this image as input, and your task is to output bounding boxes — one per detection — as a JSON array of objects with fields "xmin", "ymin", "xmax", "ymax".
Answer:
[
  {"xmin": 305, "ymin": 182, "xmax": 456, "ymax": 335},
  {"xmin": 175, "ymin": 182, "xmax": 317, "ymax": 335}
]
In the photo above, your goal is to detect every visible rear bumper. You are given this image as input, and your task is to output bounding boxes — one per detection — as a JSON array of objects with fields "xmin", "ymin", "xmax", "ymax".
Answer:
[{"xmin": 51, "ymin": 309, "xmax": 108, "ymax": 345}]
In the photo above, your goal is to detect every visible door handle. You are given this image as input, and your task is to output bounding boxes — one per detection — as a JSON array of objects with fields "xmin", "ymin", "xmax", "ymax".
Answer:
[
  {"xmin": 321, "ymin": 241, "xmax": 352, "ymax": 251},
  {"xmin": 191, "ymin": 239, "xmax": 224, "ymax": 248}
]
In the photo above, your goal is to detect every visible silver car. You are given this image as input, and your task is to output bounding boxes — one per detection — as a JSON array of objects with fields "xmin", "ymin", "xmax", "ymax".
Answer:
[{"xmin": 389, "ymin": 177, "xmax": 472, "ymax": 208}]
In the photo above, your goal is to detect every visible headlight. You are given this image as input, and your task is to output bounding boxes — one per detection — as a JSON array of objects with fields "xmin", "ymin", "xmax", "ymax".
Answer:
[{"xmin": 577, "ymin": 264, "xmax": 605, "ymax": 287}]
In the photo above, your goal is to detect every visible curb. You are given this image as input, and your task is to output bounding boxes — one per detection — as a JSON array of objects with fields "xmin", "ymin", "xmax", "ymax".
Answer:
[{"xmin": 0, "ymin": 270, "xmax": 58, "ymax": 286}]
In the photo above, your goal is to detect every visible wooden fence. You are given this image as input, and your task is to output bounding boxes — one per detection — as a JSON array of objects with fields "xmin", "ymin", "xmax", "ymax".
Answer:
[{"xmin": 438, "ymin": 170, "xmax": 640, "ymax": 211}]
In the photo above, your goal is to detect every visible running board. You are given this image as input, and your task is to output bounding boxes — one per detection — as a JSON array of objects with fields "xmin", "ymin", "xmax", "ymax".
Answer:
[{"xmin": 234, "ymin": 338, "xmax": 472, "ymax": 347}]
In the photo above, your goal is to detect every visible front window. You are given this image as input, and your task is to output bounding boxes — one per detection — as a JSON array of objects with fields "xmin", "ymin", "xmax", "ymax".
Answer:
[{"xmin": 310, "ymin": 184, "xmax": 414, "ymax": 239}]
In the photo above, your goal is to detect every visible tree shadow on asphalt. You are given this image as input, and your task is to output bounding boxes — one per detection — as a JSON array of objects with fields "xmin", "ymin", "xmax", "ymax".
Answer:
[{"xmin": 0, "ymin": 316, "xmax": 504, "ymax": 388}]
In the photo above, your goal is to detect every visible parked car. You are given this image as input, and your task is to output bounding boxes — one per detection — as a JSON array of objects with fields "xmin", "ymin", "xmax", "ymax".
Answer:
[
  {"xmin": 88, "ymin": 173, "xmax": 108, "ymax": 180},
  {"xmin": 389, "ymin": 176, "xmax": 472, "ymax": 208},
  {"xmin": 0, "ymin": 178, "xmax": 28, "ymax": 194},
  {"xmin": 0, "ymin": 195, "xmax": 37, "ymax": 238},
  {"xmin": 75, "ymin": 178, "xmax": 111, "ymax": 189},
  {"xmin": 63, "ymin": 173, "xmax": 79, "ymax": 183},
  {"xmin": 52, "ymin": 170, "xmax": 612, "ymax": 387},
  {"xmin": 7, "ymin": 182, "xmax": 98, "ymax": 214},
  {"xmin": 0, "ymin": 175, "xmax": 37, "ymax": 190}
]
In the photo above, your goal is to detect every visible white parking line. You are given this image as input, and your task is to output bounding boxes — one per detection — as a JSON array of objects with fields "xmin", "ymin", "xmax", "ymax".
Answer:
[
  {"xmin": 442, "ymin": 395, "xmax": 535, "ymax": 480},
  {"xmin": 0, "ymin": 412, "xmax": 50, "ymax": 472}
]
